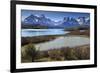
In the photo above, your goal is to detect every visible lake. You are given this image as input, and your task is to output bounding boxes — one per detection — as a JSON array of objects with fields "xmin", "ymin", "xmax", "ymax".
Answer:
[
  {"xmin": 21, "ymin": 29, "xmax": 90, "ymax": 51},
  {"xmin": 35, "ymin": 36, "xmax": 90, "ymax": 51},
  {"xmin": 21, "ymin": 29, "xmax": 69, "ymax": 37}
]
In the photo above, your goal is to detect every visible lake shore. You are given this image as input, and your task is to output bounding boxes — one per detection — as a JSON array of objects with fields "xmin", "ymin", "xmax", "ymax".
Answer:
[
  {"xmin": 67, "ymin": 29, "xmax": 90, "ymax": 37},
  {"xmin": 21, "ymin": 29, "xmax": 90, "ymax": 46},
  {"xmin": 21, "ymin": 35, "xmax": 62, "ymax": 46}
]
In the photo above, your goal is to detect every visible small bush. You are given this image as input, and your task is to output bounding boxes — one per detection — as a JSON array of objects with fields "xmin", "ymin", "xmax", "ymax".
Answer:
[{"xmin": 21, "ymin": 43, "xmax": 39, "ymax": 62}]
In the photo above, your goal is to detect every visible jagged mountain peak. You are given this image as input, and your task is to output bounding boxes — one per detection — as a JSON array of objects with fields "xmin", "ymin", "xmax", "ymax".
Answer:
[{"xmin": 22, "ymin": 14, "xmax": 90, "ymax": 28}]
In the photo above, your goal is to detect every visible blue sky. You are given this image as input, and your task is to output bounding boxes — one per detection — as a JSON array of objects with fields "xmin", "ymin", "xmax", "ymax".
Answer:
[{"xmin": 21, "ymin": 10, "xmax": 90, "ymax": 22}]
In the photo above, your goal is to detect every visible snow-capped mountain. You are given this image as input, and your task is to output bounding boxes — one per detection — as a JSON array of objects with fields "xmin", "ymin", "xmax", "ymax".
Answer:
[
  {"xmin": 76, "ymin": 17, "xmax": 90, "ymax": 25},
  {"xmin": 58, "ymin": 17, "xmax": 80, "ymax": 28},
  {"xmin": 22, "ymin": 14, "xmax": 90, "ymax": 28},
  {"xmin": 23, "ymin": 14, "xmax": 55, "ymax": 27},
  {"xmin": 24, "ymin": 14, "xmax": 39, "ymax": 25}
]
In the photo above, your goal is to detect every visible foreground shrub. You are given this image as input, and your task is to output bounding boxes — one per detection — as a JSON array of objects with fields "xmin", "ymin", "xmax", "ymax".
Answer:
[
  {"xmin": 21, "ymin": 43, "xmax": 39, "ymax": 62},
  {"xmin": 75, "ymin": 45, "xmax": 90, "ymax": 59},
  {"xmin": 48, "ymin": 49, "xmax": 64, "ymax": 61},
  {"xmin": 61, "ymin": 45, "xmax": 90, "ymax": 60}
]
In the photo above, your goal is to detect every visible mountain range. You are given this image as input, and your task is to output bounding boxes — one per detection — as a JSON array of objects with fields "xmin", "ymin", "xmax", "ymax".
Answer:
[{"xmin": 22, "ymin": 14, "xmax": 90, "ymax": 29}]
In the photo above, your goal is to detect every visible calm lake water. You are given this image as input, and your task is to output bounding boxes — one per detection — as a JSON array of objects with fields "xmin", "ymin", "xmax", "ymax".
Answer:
[
  {"xmin": 21, "ymin": 29, "xmax": 69, "ymax": 37},
  {"xmin": 35, "ymin": 36, "xmax": 90, "ymax": 51}
]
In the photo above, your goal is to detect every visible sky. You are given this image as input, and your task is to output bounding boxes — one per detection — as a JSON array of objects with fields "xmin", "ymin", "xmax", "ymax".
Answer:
[{"xmin": 21, "ymin": 9, "xmax": 90, "ymax": 22}]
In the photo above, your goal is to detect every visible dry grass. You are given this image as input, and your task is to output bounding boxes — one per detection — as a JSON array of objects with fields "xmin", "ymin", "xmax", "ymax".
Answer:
[
  {"xmin": 21, "ymin": 44, "xmax": 90, "ymax": 63},
  {"xmin": 21, "ymin": 35, "xmax": 57, "ymax": 46},
  {"xmin": 68, "ymin": 29, "xmax": 90, "ymax": 37}
]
